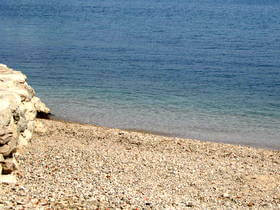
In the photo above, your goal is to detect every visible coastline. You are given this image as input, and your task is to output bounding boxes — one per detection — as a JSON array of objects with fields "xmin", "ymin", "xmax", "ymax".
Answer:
[
  {"xmin": 49, "ymin": 114, "xmax": 280, "ymax": 151},
  {"xmin": 1, "ymin": 118, "xmax": 279, "ymax": 208},
  {"xmin": 49, "ymin": 115, "xmax": 175, "ymax": 138}
]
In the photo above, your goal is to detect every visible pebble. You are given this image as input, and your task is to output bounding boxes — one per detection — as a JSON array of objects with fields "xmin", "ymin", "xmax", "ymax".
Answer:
[
  {"xmin": 0, "ymin": 175, "xmax": 17, "ymax": 184},
  {"xmin": 222, "ymin": 193, "xmax": 230, "ymax": 198}
]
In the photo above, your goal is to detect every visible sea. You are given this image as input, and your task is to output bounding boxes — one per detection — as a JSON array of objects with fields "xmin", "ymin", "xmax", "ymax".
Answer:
[{"xmin": 1, "ymin": 0, "xmax": 279, "ymax": 149}]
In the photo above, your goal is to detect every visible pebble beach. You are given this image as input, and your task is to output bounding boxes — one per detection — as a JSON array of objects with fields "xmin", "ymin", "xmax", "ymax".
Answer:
[
  {"xmin": 1, "ymin": 118, "xmax": 279, "ymax": 209},
  {"xmin": 1, "ymin": 0, "xmax": 280, "ymax": 208}
]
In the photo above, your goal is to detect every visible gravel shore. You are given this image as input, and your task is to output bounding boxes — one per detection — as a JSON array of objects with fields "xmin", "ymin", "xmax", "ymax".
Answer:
[{"xmin": 1, "ymin": 119, "xmax": 279, "ymax": 209}]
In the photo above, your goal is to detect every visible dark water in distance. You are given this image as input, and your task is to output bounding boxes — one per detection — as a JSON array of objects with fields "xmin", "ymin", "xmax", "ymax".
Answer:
[{"xmin": 1, "ymin": 0, "xmax": 280, "ymax": 149}]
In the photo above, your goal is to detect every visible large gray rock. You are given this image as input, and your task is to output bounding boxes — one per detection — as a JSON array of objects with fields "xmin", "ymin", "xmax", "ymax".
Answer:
[{"xmin": 0, "ymin": 64, "xmax": 50, "ymax": 174}]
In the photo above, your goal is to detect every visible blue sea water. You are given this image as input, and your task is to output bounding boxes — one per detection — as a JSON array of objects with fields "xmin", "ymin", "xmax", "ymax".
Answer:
[{"xmin": 1, "ymin": 0, "xmax": 280, "ymax": 149}]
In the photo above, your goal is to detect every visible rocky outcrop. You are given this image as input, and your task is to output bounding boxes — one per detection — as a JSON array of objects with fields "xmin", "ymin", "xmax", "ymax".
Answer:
[{"xmin": 0, "ymin": 64, "xmax": 50, "ymax": 181}]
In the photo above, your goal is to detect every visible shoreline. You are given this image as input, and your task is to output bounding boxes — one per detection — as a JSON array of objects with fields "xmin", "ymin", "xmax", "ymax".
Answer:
[{"xmin": 48, "ymin": 114, "xmax": 280, "ymax": 151}]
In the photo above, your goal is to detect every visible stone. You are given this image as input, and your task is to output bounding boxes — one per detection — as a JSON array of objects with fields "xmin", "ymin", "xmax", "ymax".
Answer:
[
  {"xmin": 0, "ymin": 91, "xmax": 21, "ymax": 111},
  {"xmin": 0, "ymin": 154, "xmax": 5, "ymax": 175},
  {"xmin": 0, "ymin": 72, "xmax": 26, "ymax": 83},
  {"xmin": 0, "ymin": 136, "xmax": 17, "ymax": 157},
  {"xmin": 27, "ymin": 121, "xmax": 35, "ymax": 131},
  {"xmin": 222, "ymin": 193, "xmax": 230, "ymax": 198},
  {"xmin": 0, "ymin": 127, "xmax": 13, "ymax": 145},
  {"xmin": 1, "ymin": 158, "xmax": 17, "ymax": 174},
  {"xmin": 32, "ymin": 97, "xmax": 50, "ymax": 114},
  {"xmin": 0, "ymin": 63, "xmax": 8, "ymax": 69},
  {"xmin": 0, "ymin": 101, "xmax": 12, "ymax": 126},
  {"xmin": 0, "ymin": 100, "xmax": 10, "ymax": 111},
  {"xmin": 22, "ymin": 129, "xmax": 33, "ymax": 141},
  {"xmin": 0, "ymin": 154, "xmax": 4, "ymax": 162},
  {"xmin": 11, "ymin": 88, "xmax": 33, "ymax": 102},
  {"xmin": 0, "ymin": 63, "xmax": 50, "ymax": 174},
  {"xmin": 0, "ymin": 144, "xmax": 11, "ymax": 156},
  {"xmin": 17, "ymin": 117, "xmax": 28, "ymax": 132},
  {"xmin": 0, "ymin": 174, "xmax": 17, "ymax": 184},
  {"xmin": 34, "ymin": 120, "xmax": 47, "ymax": 134},
  {"xmin": 20, "ymin": 102, "xmax": 36, "ymax": 121},
  {"xmin": 18, "ymin": 136, "xmax": 28, "ymax": 147}
]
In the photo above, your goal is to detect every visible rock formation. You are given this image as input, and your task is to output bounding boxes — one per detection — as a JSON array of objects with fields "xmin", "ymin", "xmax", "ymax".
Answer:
[{"xmin": 0, "ymin": 64, "xmax": 50, "ymax": 182}]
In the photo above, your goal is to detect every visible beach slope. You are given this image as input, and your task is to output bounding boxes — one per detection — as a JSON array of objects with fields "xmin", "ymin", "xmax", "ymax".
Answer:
[{"xmin": 1, "ymin": 119, "xmax": 279, "ymax": 209}]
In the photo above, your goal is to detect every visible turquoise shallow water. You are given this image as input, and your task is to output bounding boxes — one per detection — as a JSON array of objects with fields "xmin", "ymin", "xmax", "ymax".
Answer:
[{"xmin": 1, "ymin": 0, "xmax": 280, "ymax": 148}]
